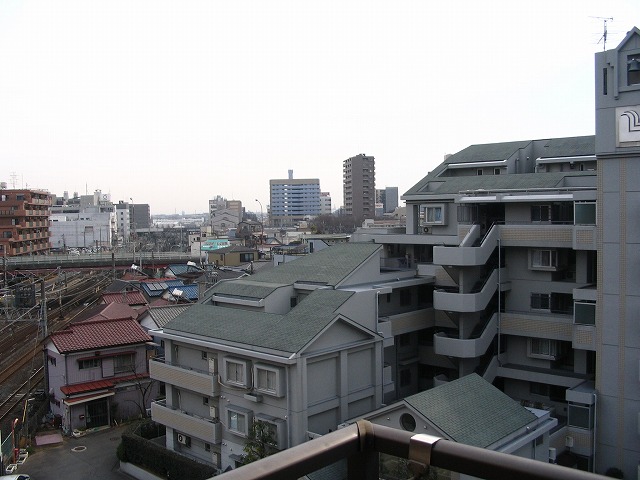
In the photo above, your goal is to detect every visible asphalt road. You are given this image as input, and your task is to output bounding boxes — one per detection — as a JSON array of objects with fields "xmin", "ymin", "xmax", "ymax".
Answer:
[{"xmin": 16, "ymin": 425, "xmax": 131, "ymax": 480}]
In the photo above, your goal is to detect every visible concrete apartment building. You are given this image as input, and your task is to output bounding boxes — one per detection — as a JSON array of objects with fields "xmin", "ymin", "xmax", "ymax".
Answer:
[
  {"xmin": 0, "ymin": 187, "xmax": 52, "ymax": 257},
  {"xmin": 320, "ymin": 191, "xmax": 332, "ymax": 215},
  {"xmin": 269, "ymin": 170, "xmax": 321, "ymax": 227},
  {"xmin": 376, "ymin": 186, "xmax": 399, "ymax": 214},
  {"xmin": 149, "ymin": 242, "xmax": 436, "ymax": 472},
  {"xmin": 343, "ymin": 153, "xmax": 375, "ymax": 220}
]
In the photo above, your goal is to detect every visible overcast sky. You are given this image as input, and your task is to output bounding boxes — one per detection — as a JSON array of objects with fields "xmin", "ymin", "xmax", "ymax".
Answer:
[{"xmin": 0, "ymin": 1, "xmax": 638, "ymax": 215}]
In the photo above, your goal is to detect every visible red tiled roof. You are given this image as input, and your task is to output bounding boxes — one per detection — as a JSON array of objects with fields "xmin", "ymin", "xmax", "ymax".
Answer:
[
  {"xmin": 50, "ymin": 318, "xmax": 152, "ymax": 353},
  {"xmin": 60, "ymin": 373, "xmax": 150, "ymax": 395},
  {"xmin": 75, "ymin": 302, "xmax": 138, "ymax": 323},
  {"xmin": 101, "ymin": 291, "xmax": 147, "ymax": 306}
]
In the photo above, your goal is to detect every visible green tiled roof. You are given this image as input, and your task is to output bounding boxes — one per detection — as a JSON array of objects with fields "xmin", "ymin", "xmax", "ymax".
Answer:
[
  {"xmin": 411, "ymin": 171, "xmax": 595, "ymax": 196},
  {"xmin": 405, "ymin": 135, "xmax": 595, "ymax": 196},
  {"xmin": 247, "ymin": 242, "xmax": 381, "ymax": 287},
  {"xmin": 404, "ymin": 374, "xmax": 536, "ymax": 448},
  {"xmin": 164, "ymin": 289, "xmax": 354, "ymax": 353},
  {"xmin": 210, "ymin": 280, "xmax": 286, "ymax": 299}
]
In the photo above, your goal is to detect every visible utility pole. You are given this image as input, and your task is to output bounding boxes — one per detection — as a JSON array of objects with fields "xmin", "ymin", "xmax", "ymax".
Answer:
[{"xmin": 40, "ymin": 280, "xmax": 47, "ymax": 339}]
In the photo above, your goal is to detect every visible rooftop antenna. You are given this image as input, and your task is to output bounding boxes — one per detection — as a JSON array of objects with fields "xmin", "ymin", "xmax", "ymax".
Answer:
[{"xmin": 592, "ymin": 16, "xmax": 613, "ymax": 51}]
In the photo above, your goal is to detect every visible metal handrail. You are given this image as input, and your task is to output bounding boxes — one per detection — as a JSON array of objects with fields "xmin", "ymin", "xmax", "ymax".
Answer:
[{"xmin": 217, "ymin": 420, "xmax": 607, "ymax": 480}]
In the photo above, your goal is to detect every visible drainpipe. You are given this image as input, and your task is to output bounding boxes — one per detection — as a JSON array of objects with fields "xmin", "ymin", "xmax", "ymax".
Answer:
[
  {"xmin": 286, "ymin": 364, "xmax": 292, "ymax": 449},
  {"xmin": 497, "ymin": 237, "xmax": 502, "ymax": 367},
  {"xmin": 592, "ymin": 392, "xmax": 597, "ymax": 473}
]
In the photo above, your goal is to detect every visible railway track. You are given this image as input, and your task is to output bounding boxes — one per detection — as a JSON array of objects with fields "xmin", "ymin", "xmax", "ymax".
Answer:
[{"xmin": 0, "ymin": 271, "xmax": 113, "ymax": 426}]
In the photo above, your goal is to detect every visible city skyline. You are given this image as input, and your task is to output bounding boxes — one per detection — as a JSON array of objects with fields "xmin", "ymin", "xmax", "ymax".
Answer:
[{"xmin": 0, "ymin": 1, "xmax": 638, "ymax": 214}]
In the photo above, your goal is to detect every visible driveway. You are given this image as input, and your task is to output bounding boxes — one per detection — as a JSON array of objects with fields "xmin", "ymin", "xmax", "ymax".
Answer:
[{"xmin": 16, "ymin": 425, "xmax": 131, "ymax": 480}]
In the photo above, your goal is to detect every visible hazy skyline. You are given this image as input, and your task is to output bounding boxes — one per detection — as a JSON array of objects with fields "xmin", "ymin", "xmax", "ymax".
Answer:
[{"xmin": 1, "ymin": 1, "xmax": 638, "ymax": 214}]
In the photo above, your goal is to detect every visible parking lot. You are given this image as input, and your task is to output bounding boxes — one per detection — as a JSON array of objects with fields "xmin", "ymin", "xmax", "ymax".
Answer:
[{"xmin": 16, "ymin": 425, "xmax": 131, "ymax": 480}]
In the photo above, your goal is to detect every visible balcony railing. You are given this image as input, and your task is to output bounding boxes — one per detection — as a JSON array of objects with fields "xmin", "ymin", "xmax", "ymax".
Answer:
[{"xmin": 217, "ymin": 420, "xmax": 606, "ymax": 480}]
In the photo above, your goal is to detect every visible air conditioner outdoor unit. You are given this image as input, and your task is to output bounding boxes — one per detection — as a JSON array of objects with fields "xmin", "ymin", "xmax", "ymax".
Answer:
[
  {"xmin": 565, "ymin": 435, "xmax": 574, "ymax": 448},
  {"xmin": 422, "ymin": 226, "xmax": 430, "ymax": 234},
  {"xmin": 177, "ymin": 433, "xmax": 188, "ymax": 445}
]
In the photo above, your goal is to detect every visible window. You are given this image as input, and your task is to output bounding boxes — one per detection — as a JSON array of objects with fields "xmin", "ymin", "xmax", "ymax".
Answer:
[
  {"xmin": 627, "ymin": 54, "xmax": 640, "ymax": 86},
  {"xmin": 255, "ymin": 414, "xmax": 287, "ymax": 450},
  {"xmin": 240, "ymin": 253, "xmax": 254, "ymax": 262},
  {"xmin": 531, "ymin": 249, "xmax": 558, "ymax": 269},
  {"xmin": 203, "ymin": 397, "xmax": 209, "ymax": 405},
  {"xmin": 205, "ymin": 443, "xmax": 211, "ymax": 452},
  {"xmin": 400, "ymin": 413, "xmax": 416, "ymax": 431},
  {"xmin": 574, "ymin": 202, "xmax": 596, "ymax": 225},
  {"xmin": 254, "ymin": 364, "xmax": 285, "ymax": 397},
  {"xmin": 48, "ymin": 356, "xmax": 57, "ymax": 366},
  {"xmin": 528, "ymin": 338, "xmax": 559, "ymax": 359},
  {"xmin": 531, "ymin": 293, "xmax": 550, "ymax": 310},
  {"xmin": 400, "ymin": 289, "xmax": 412, "ymax": 306},
  {"xmin": 494, "ymin": 168, "xmax": 501, "ymax": 175},
  {"xmin": 79, "ymin": 358, "xmax": 100, "ymax": 370},
  {"xmin": 399, "ymin": 368, "xmax": 412, "ymax": 387},
  {"xmin": 114, "ymin": 353, "xmax": 135, "ymax": 374},
  {"xmin": 476, "ymin": 169, "xmax": 483, "ymax": 176},
  {"xmin": 531, "ymin": 205, "xmax": 551, "ymax": 222},
  {"xmin": 398, "ymin": 333, "xmax": 411, "ymax": 348},
  {"xmin": 421, "ymin": 204, "xmax": 446, "ymax": 225},
  {"xmin": 568, "ymin": 404, "xmax": 593, "ymax": 429},
  {"xmin": 223, "ymin": 357, "xmax": 249, "ymax": 386},
  {"xmin": 227, "ymin": 405, "xmax": 252, "ymax": 437},
  {"xmin": 201, "ymin": 351, "xmax": 208, "ymax": 360},
  {"xmin": 574, "ymin": 302, "xmax": 596, "ymax": 325}
]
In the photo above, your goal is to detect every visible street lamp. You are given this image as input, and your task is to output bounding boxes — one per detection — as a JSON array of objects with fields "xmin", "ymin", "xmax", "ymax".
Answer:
[{"xmin": 255, "ymin": 199, "xmax": 264, "ymax": 245}]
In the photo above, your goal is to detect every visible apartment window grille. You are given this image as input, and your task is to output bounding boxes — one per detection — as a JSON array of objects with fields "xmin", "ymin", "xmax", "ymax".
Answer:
[
  {"xmin": 531, "ymin": 249, "xmax": 558, "ymax": 269},
  {"xmin": 227, "ymin": 405, "xmax": 253, "ymax": 437},
  {"xmin": 531, "ymin": 293, "xmax": 550, "ymax": 311},
  {"xmin": 223, "ymin": 357, "xmax": 249, "ymax": 387},
  {"xmin": 254, "ymin": 364, "xmax": 285, "ymax": 397},
  {"xmin": 79, "ymin": 358, "xmax": 100, "ymax": 370},
  {"xmin": 528, "ymin": 338, "xmax": 559, "ymax": 359},
  {"xmin": 531, "ymin": 205, "xmax": 551, "ymax": 222},
  {"xmin": 114, "ymin": 353, "xmax": 135, "ymax": 374}
]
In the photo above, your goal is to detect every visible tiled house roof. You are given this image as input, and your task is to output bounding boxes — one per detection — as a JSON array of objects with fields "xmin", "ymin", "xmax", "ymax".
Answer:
[
  {"xmin": 101, "ymin": 290, "xmax": 148, "ymax": 306},
  {"xmin": 146, "ymin": 304, "xmax": 192, "ymax": 328},
  {"xmin": 403, "ymin": 374, "xmax": 536, "ymax": 448},
  {"xmin": 73, "ymin": 302, "xmax": 139, "ymax": 323},
  {"xmin": 50, "ymin": 318, "xmax": 152, "ymax": 354},
  {"xmin": 229, "ymin": 242, "xmax": 381, "ymax": 288},
  {"xmin": 164, "ymin": 289, "xmax": 355, "ymax": 354}
]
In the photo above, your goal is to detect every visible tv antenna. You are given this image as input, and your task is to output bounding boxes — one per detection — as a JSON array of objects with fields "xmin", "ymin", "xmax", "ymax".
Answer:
[{"xmin": 591, "ymin": 16, "xmax": 614, "ymax": 51}]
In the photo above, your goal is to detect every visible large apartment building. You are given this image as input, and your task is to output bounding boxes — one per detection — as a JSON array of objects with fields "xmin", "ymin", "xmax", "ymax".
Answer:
[
  {"xmin": 0, "ymin": 188, "xmax": 52, "ymax": 257},
  {"xmin": 149, "ymin": 242, "xmax": 435, "ymax": 472},
  {"xmin": 269, "ymin": 170, "xmax": 321, "ymax": 227},
  {"xmin": 343, "ymin": 153, "xmax": 375, "ymax": 220}
]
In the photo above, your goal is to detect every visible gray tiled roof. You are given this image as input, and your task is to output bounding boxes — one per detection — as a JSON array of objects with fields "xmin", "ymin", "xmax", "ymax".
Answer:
[
  {"xmin": 404, "ymin": 374, "xmax": 536, "ymax": 448},
  {"xmin": 247, "ymin": 242, "xmax": 381, "ymax": 287},
  {"xmin": 210, "ymin": 280, "xmax": 286, "ymax": 299},
  {"xmin": 148, "ymin": 304, "xmax": 192, "ymax": 328},
  {"xmin": 405, "ymin": 135, "xmax": 595, "ymax": 196},
  {"xmin": 410, "ymin": 171, "xmax": 595, "ymax": 196},
  {"xmin": 164, "ymin": 289, "xmax": 354, "ymax": 353}
]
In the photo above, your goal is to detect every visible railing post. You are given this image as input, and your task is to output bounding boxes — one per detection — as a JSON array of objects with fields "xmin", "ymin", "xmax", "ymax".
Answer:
[{"xmin": 347, "ymin": 420, "xmax": 379, "ymax": 479}]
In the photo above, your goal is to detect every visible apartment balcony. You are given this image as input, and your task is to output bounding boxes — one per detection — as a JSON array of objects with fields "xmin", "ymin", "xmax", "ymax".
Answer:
[
  {"xmin": 433, "ymin": 313, "xmax": 497, "ymax": 358},
  {"xmin": 496, "ymin": 363, "xmax": 590, "ymax": 389},
  {"xmin": 217, "ymin": 420, "xmax": 604, "ymax": 480},
  {"xmin": 433, "ymin": 269, "xmax": 509, "ymax": 312},
  {"xmin": 149, "ymin": 357, "xmax": 220, "ymax": 397},
  {"xmin": 500, "ymin": 311, "xmax": 573, "ymax": 342},
  {"xmin": 378, "ymin": 308, "xmax": 436, "ymax": 337},
  {"xmin": 433, "ymin": 224, "xmax": 499, "ymax": 266},
  {"xmin": 499, "ymin": 224, "xmax": 574, "ymax": 248},
  {"xmin": 151, "ymin": 399, "xmax": 222, "ymax": 444}
]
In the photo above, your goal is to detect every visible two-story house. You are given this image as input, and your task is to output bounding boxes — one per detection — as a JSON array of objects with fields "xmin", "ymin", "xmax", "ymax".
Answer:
[{"xmin": 45, "ymin": 318, "xmax": 155, "ymax": 434}]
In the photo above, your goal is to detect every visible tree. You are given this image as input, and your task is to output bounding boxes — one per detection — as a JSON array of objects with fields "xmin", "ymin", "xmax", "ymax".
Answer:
[{"xmin": 241, "ymin": 421, "xmax": 277, "ymax": 464}]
